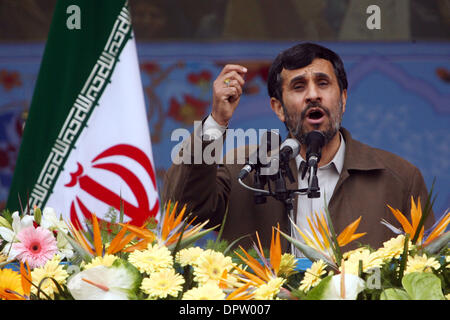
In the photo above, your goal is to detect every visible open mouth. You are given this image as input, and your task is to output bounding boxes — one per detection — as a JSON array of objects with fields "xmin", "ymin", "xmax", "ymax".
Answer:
[
  {"xmin": 305, "ymin": 108, "xmax": 326, "ymax": 123},
  {"xmin": 307, "ymin": 109, "xmax": 324, "ymax": 119}
]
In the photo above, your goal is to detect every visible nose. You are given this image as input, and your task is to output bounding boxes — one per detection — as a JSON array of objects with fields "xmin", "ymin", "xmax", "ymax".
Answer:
[{"xmin": 305, "ymin": 83, "xmax": 321, "ymax": 104}]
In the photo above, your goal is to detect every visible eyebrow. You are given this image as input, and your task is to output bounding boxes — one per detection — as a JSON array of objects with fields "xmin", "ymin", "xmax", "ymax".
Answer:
[{"xmin": 288, "ymin": 72, "xmax": 331, "ymax": 85}]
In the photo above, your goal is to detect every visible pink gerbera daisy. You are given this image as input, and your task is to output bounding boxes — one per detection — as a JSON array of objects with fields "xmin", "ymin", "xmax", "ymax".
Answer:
[{"xmin": 12, "ymin": 226, "xmax": 58, "ymax": 268}]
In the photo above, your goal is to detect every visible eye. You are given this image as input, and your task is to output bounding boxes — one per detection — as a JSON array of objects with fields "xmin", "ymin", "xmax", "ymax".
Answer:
[
  {"xmin": 318, "ymin": 81, "xmax": 329, "ymax": 87},
  {"xmin": 293, "ymin": 83, "xmax": 305, "ymax": 90}
]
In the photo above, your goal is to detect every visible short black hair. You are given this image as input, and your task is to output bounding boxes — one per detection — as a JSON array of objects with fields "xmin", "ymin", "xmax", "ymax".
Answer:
[{"xmin": 267, "ymin": 42, "xmax": 348, "ymax": 101}]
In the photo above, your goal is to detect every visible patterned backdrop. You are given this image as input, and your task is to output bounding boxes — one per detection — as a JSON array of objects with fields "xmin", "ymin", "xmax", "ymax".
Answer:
[{"xmin": 0, "ymin": 41, "xmax": 449, "ymax": 219}]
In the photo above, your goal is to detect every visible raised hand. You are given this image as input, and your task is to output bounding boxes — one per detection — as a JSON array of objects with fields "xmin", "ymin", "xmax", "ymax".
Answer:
[{"xmin": 211, "ymin": 64, "xmax": 247, "ymax": 126}]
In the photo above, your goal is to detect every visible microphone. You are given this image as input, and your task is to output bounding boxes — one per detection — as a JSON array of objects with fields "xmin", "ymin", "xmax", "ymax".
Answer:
[
  {"xmin": 305, "ymin": 131, "xmax": 325, "ymax": 168},
  {"xmin": 279, "ymin": 138, "xmax": 300, "ymax": 163},
  {"xmin": 304, "ymin": 130, "xmax": 325, "ymax": 198},
  {"xmin": 269, "ymin": 137, "xmax": 299, "ymax": 201},
  {"xmin": 238, "ymin": 130, "xmax": 281, "ymax": 180}
]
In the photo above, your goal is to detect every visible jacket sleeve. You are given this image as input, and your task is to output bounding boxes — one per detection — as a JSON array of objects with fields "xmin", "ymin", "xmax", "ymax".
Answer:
[{"xmin": 161, "ymin": 123, "xmax": 231, "ymax": 228}]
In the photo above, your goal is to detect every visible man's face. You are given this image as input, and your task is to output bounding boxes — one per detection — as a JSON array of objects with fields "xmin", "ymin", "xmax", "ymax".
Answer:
[{"xmin": 271, "ymin": 58, "xmax": 347, "ymax": 145}]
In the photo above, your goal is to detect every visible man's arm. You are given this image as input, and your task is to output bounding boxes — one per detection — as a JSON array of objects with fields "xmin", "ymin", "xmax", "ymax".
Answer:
[
  {"xmin": 162, "ymin": 117, "xmax": 230, "ymax": 226},
  {"xmin": 161, "ymin": 65, "xmax": 247, "ymax": 226}
]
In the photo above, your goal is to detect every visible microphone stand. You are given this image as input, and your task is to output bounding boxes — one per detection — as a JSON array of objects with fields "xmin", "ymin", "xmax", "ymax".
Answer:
[
  {"xmin": 253, "ymin": 166, "xmax": 267, "ymax": 204},
  {"xmin": 237, "ymin": 131, "xmax": 324, "ymax": 253},
  {"xmin": 306, "ymin": 159, "xmax": 320, "ymax": 198},
  {"xmin": 237, "ymin": 156, "xmax": 317, "ymax": 256},
  {"xmin": 238, "ymin": 153, "xmax": 320, "ymax": 207}
]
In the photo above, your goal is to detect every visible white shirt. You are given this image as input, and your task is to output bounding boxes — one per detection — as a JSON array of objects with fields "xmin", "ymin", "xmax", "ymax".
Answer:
[{"xmin": 295, "ymin": 133, "xmax": 346, "ymax": 238}]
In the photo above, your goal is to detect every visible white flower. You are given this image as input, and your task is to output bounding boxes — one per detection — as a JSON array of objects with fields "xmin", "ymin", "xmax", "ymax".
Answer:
[
  {"xmin": 322, "ymin": 274, "xmax": 365, "ymax": 300},
  {"xmin": 68, "ymin": 259, "xmax": 141, "ymax": 300},
  {"xmin": 40, "ymin": 207, "xmax": 69, "ymax": 233},
  {"xmin": 55, "ymin": 232, "xmax": 74, "ymax": 260},
  {"xmin": 0, "ymin": 211, "xmax": 34, "ymax": 260}
]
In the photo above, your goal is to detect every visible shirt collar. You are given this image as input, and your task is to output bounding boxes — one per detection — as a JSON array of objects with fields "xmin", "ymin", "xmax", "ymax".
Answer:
[{"xmin": 295, "ymin": 132, "xmax": 346, "ymax": 175}]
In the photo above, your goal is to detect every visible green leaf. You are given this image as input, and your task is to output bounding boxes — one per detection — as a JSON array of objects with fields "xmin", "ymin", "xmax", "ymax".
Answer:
[
  {"xmin": 397, "ymin": 233, "xmax": 410, "ymax": 283},
  {"xmin": 215, "ymin": 203, "xmax": 229, "ymax": 247},
  {"xmin": 0, "ymin": 215, "xmax": 11, "ymax": 229},
  {"xmin": 402, "ymin": 272, "xmax": 445, "ymax": 300},
  {"xmin": 323, "ymin": 198, "xmax": 342, "ymax": 265},
  {"xmin": 223, "ymin": 234, "xmax": 251, "ymax": 255},
  {"xmin": 380, "ymin": 288, "xmax": 411, "ymax": 300},
  {"xmin": 305, "ymin": 275, "xmax": 333, "ymax": 300},
  {"xmin": 424, "ymin": 231, "xmax": 450, "ymax": 254},
  {"xmin": 34, "ymin": 207, "xmax": 42, "ymax": 226},
  {"xmin": 167, "ymin": 226, "xmax": 218, "ymax": 252}
]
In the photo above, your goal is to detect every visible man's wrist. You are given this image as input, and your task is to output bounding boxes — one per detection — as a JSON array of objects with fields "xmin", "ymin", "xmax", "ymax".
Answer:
[{"xmin": 203, "ymin": 114, "xmax": 227, "ymax": 141}]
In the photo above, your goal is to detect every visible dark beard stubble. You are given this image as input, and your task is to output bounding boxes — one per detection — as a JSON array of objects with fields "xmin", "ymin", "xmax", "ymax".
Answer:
[{"xmin": 283, "ymin": 100, "xmax": 343, "ymax": 145}]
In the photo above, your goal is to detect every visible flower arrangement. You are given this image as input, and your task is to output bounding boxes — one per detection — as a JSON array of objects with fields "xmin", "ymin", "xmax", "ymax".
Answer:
[{"xmin": 0, "ymin": 195, "xmax": 448, "ymax": 300}]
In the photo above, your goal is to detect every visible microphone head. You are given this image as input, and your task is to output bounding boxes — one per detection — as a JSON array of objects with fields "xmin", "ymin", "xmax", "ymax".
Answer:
[
  {"xmin": 305, "ymin": 130, "xmax": 325, "ymax": 147},
  {"xmin": 305, "ymin": 130, "xmax": 325, "ymax": 162},
  {"xmin": 280, "ymin": 138, "xmax": 300, "ymax": 161}
]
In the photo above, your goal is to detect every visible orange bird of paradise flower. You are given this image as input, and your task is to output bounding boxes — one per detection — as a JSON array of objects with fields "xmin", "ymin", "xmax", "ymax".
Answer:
[
  {"xmin": 385, "ymin": 196, "xmax": 450, "ymax": 246},
  {"xmin": 67, "ymin": 213, "xmax": 136, "ymax": 257},
  {"xmin": 292, "ymin": 211, "xmax": 366, "ymax": 265},
  {"xmin": 233, "ymin": 226, "xmax": 284, "ymax": 286},
  {"xmin": 121, "ymin": 201, "xmax": 212, "ymax": 251}
]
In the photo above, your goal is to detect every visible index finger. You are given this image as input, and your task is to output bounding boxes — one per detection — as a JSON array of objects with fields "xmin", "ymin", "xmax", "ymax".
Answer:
[{"xmin": 220, "ymin": 64, "xmax": 248, "ymax": 76}]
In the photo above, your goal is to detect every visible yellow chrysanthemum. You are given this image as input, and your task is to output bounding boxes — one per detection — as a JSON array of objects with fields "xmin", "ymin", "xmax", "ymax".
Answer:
[
  {"xmin": 182, "ymin": 282, "xmax": 226, "ymax": 300},
  {"xmin": 376, "ymin": 235, "xmax": 412, "ymax": 261},
  {"xmin": 176, "ymin": 247, "xmax": 204, "ymax": 267},
  {"xmin": 278, "ymin": 253, "xmax": 297, "ymax": 278},
  {"xmin": 0, "ymin": 268, "xmax": 24, "ymax": 300},
  {"xmin": 299, "ymin": 260, "xmax": 327, "ymax": 292},
  {"xmin": 253, "ymin": 277, "xmax": 285, "ymax": 300},
  {"xmin": 30, "ymin": 256, "xmax": 69, "ymax": 299},
  {"xmin": 128, "ymin": 243, "xmax": 173, "ymax": 274},
  {"xmin": 341, "ymin": 248, "xmax": 384, "ymax": 275},
  {"xmin": 83, "ymin": 254, "xmax": 118, "ymax": 270},
  {"xmin": 193, "ymin": 250, "xmax": 234, "ymax": 285},
  {"xmin": 141, "ymin": 268, "xmax": 185, "ymax": 299},
  {"xmin": 404, "ymin": 254, "xmax": 441, "ymax": 275}
]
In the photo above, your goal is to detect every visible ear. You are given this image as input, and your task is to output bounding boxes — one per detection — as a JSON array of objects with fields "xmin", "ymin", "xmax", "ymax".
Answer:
[
  {"xmin": 270, "ymin": 97, "xmax": 285, "ymax": 122},
  {"xmin": 341, "ymin": 89, "xmax": 347, "ymax": 114}
]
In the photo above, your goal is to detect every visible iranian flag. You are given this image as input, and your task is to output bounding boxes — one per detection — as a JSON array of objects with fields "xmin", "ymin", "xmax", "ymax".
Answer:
[{"xmin": 6, "ymin": 0, "xmax": 159, "ymax": 228}]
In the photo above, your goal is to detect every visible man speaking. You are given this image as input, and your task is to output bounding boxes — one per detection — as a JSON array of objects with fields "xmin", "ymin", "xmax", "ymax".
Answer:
[{"xmin": 163, "ymin": 42, "xmax": 434, "ymax": 252}]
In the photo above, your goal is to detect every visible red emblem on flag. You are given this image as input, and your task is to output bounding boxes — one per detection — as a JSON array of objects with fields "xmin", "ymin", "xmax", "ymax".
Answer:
[{"xmin": 65, "ymin": 144, "xmax": 159, "ymax": 229}]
